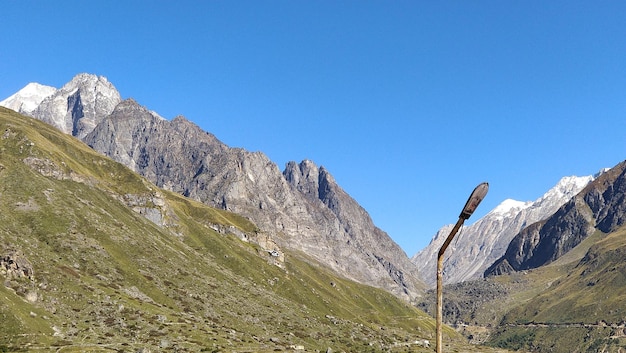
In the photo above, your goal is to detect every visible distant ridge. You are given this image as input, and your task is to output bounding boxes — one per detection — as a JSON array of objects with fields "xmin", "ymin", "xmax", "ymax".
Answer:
[
  {"xmin": 485, "ymin": 160, "xmax": 626, "ymax": 276},
  {"xmin": 412, "ymin": 174, "xmax": 594, "ymax": 286}
]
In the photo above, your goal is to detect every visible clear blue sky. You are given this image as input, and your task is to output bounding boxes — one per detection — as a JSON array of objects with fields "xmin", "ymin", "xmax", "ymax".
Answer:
[{"xmin": 2, "ymin": 1, "xmax": 625, "ymax": 256}]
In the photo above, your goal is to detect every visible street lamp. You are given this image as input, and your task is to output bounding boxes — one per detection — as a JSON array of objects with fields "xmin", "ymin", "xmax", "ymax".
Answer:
[{"xmin": 436, "ymin": 182, "xmax": 489, "ymax": 353}]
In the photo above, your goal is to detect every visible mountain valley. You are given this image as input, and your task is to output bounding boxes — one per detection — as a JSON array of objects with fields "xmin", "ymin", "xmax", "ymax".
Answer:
[
  {"xmin": 0, "ymin": 81, "xmax": 517, "ymax": 352},
  {"xmin": 412, "ymin": 174, "xmax": 596, "ymax": 286},
  {"xmin": 417, "ymin": 160, "xmax": 626, "ymax": 352},
  {"xmin": 1, "ymin": 106, "xmax": 499, "ymax": 352},
  {"xmin": 2, "ymin": 73, "xmax": 626, "ymax": 353}
]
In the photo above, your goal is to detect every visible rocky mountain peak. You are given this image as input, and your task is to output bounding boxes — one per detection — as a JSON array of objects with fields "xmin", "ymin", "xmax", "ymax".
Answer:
[
  {"xmin": 169, "ymin": 115, "xmax": 224, "ymax": 146},
  {"xmin": 284, "ymin": 160, "xmax": 359, "ymax": 228},
  {"xmin": 283, "ymin": 160, "xmax": 322, "ymax": 201},
  {"xmin": 111, "ymin": 97, "xmax": 141, "ymax": 111},
  {"xmin": 31, "ymin": 73, "xmax": 121, "ymax": 139}
]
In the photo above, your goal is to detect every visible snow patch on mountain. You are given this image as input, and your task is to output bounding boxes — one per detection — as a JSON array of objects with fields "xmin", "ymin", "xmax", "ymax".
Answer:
[
  {"xmin": 0, "ymin": 83, "xmax": 57, "ymax": 115},
  {"xmin": 490, "ymin": 199, "xmax": 531, "ymax": 218}
]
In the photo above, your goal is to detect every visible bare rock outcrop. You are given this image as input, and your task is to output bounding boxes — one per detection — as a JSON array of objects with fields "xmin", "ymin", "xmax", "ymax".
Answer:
[
  {"xmin": 31, "ymin": 73, "xmax": 121, "ymax": 139},
  {"xmin": 1, "ymin": 250, "xmax": 34, "ymax": 280}
]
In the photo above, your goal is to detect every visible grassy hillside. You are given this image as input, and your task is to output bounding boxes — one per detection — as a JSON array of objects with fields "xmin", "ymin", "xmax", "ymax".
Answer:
[
  {"xmin": 486, "ymin": 226, "xmax": 626, "ymax": 352},
  {"xmin": 0, "ymin": 107, "xmax": 513, "ymax": 352},
  {"xmin": 427, "ymin": 227, "xmax": 626, "ymax": 352}
]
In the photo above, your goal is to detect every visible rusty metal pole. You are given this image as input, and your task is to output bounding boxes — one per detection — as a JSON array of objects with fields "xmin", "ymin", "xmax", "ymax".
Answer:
[
  {"xmin": 435, "ymin": 182, "xmax": 488, "ymax": 353},
  {"xmin": 436, "ymin": 217, "xmax": 464, "ymax": 353}
]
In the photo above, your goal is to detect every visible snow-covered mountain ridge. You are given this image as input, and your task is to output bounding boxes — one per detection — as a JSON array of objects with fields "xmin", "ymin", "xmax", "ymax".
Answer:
[
  {"xmin": 0, "ymin": 82, "xmax": 57, "ymax": 115},
  {"xmin": 491, "ymin": 199, "xmax": 531, "ymax": 218},
  {"xmin": 411, "ymin": 173, "xmax": 596, "ymax": 287}
]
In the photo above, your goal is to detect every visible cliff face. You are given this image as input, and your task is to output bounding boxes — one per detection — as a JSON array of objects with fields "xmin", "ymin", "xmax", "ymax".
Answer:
[
  {"xmin": 283, "ymin": 160, "xmax": 423, "ymax": 295},
  {"xmin": 485, "ymin": 160, "xmax": 626, "ymax": 277},
  {"xmin": 30, "ymin": 74, "xmax": 121, "ymax": 139}
]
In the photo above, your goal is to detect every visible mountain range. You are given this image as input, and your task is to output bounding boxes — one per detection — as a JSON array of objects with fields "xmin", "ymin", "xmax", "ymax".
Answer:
[
  {"xmin": 485, "ymin": 160, "xmax": 626, "ymax": 277},
  {"xmin": 4, "ymin": 73, "xmax": 626, "ymax": 352},
  {"xmin": 419, "ymin": 159, "xmax": 626, "ymax": 352},
  {"xmin": 1, "ymin": 73, "xmax": 423, "ymax": 301},
  {"xmin": 2, "ymin": 73, "xmax": 619, "ymax": 292},
  {"xmin": 412, "ymin": 174, "xmax": 596, "ymax": 286}
]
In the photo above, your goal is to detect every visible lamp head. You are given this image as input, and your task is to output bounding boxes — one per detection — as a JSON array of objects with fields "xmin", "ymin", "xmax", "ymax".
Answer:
[{"xmin": 459, "ymin": 182, "xmax": 489, "ymax": 220}]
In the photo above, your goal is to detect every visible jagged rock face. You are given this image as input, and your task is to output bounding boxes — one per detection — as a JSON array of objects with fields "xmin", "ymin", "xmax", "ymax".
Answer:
[
  {"xmin": 83, "ymin": 99, "xmax": 423, "ymax": 299},
  {"xmin": 412, "ymin": 175, "xmax": 593, "ymax": 287},
  {"xmin": 485, "ymin": 160, "xmax": 626, "ymax": 277},
  {"xmin": 583, "ymin": 166, "xmax": 626, "ymax": 233},
  {"xmin": 83, "ymin": 99, "xmax": 202, "ymax": 174},
  {"xmin": 30, "ymin": 73, "xmax": 121, "ymax": 139},
  {"xmin": 283, "ymin": 161, "xmax": 423, "ymax": 297}
]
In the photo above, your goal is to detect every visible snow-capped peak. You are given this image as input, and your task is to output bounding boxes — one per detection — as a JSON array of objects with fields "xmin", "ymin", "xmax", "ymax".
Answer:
[
  {"xmin": 29, "ymin": 73, "xmax": 122, "ymax": 138},
  {"xmin": 534, "ymin": 175, "xmax": 594, "ymax": 205},
  {"xmin": 491, "ymin": 199, "xmax": 530, "ymax": 216},
  {"xmin": 0, "ymin": 82, "xmax": 57, "ymax": 115},
  {"xmin": 556, "ymin": 175, "xmax": 594, "ymax": 191}
]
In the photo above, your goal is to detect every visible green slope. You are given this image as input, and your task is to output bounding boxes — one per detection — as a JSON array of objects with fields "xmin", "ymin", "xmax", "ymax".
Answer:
[
  {"xmin": 483, "ymin": 226, "xmax": 626, "ymax": 352},
  {"xmin": 1, "ymin": 107, "xmax": 514, "ymax": 352}
]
